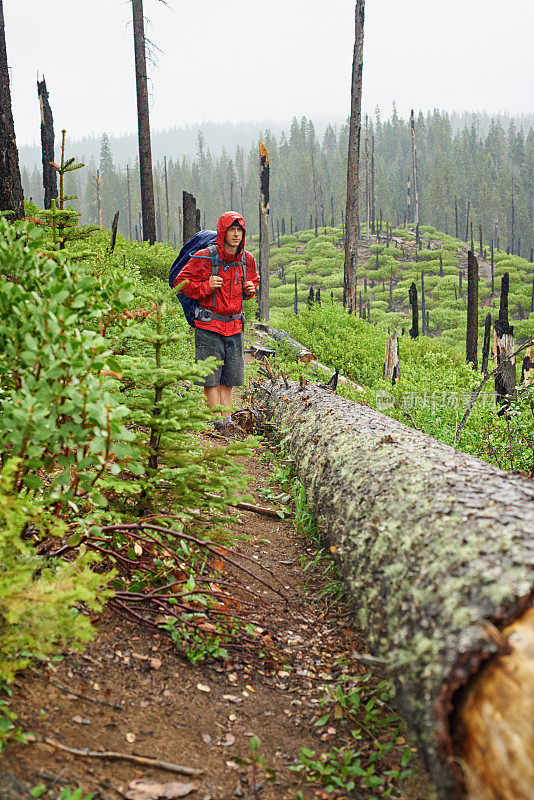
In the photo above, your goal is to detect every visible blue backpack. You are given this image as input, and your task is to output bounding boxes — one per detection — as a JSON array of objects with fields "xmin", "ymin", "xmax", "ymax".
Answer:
[{"xmin": 169, "ymin": 230, "xmax": 247, "ymax": 327}]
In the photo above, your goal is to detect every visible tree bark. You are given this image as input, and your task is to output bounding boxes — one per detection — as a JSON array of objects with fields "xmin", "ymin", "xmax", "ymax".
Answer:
[
  {"xmin": 37, "ymin": 77, "xmax": 57, "ymax": 210},
  {"xmin": 258, "ymin": 140, "xmax": 270, "ymax": 322},
  {"xmin": 126, "ymin": 163, "xmax": 133, "ymax": 239},
  {"xmin": 182, "ymin": 190, "xmax": 197, "ymax": 244},
  {"xmin": 344, "ymin": 0, "xmax": 365, "ymax": 311},
  {"xmin": 410, "ymin": 110, "xmax": 419, "ymax": 228},
  {"xmin": 109, "ymin": 210, "xmax": 119, "ymax": 252},
  {"xmin": 409, "ymin": 281, "xmax": 419, "ymax": 338},
  {"xmin": 257, "ymin": 378, "xmax": 534, "ymax": 800},
  {"xmin": 466, "ymin": 251, "xmax": 479, "ymax": 370},
  {"xmin": 131, "ymin": 0, "xmax": 156, "ymax": 244},
  {"xmin": 481, "ymin": 313, "xmax": 492, "ymax": 377},
  {"xmin": 384, "ymin": 330, "xmax": 399, "ymax": 383},
  {"xmin": 0, "ymin": 0, "xmax": 24, "ymax": 220},
  {"xmin": 164, "ymin": 155, "xmax": 170, "ymax": 243},
  {"xmin": 421, "ymin": 269, "xmax": 426, "ymax": 335},
  {"xmin": 494, "ymin": 273, "xmax": 515, "ymax": 405}
]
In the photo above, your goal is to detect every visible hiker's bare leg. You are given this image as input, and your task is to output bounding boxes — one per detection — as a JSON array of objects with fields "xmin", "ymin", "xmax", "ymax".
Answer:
[
  {"xmin": 204, "ymin": 385, "xmax": 233, "ymax": 418},
  {"xmin": 219, "ymin": 385, "xmax": 234, "ymax": 417},
  {"xmin": 204, "ymin": 386, "xmax": 223, "ymax": 417}
]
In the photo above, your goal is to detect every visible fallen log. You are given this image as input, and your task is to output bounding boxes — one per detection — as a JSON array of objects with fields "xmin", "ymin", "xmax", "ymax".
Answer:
[
  {"xmin": 253, "ymin": 322, "xmax": 316, "ymax": 362},
  {"xmin": 252, "ymin": 322, "xmax": 363, "ymax": 391},
  {"xmin": 257, "ymin": 378, "xmax": 534, "ymax": 800}
]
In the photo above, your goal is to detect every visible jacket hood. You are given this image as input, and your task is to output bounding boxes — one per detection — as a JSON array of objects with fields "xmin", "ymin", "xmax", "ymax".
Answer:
[{"xmin": 216, "ymin": 211, "xmax": 246, "ymax": 257}]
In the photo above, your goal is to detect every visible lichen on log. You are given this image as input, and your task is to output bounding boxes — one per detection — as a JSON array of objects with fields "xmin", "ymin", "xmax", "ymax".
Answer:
[{"xmin": 258, "ymin": 378, "xmax": 534, "ymax": 799}]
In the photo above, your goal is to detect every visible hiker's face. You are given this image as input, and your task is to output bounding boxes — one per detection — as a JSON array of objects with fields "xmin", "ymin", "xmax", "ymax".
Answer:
[{"xmin": 225, "ymin": 225, "xmax": 243, "ymax": 249}]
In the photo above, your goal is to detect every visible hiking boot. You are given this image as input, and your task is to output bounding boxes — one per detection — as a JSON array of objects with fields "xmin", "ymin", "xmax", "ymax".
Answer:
[{"xmin": 213, "ymin": 418, "xmax": 226, "ymax": 434}]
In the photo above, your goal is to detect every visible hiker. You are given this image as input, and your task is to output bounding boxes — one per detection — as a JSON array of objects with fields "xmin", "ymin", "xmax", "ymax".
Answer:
[{"xmin": 176, "ymin": 211, "xmax": 259, "ymax": 432}]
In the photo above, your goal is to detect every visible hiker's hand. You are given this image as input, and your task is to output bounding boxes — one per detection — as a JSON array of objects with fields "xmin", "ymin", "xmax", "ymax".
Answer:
[
  {"xmin": 209, "ymin": 275, "xmax": 223, "ymax": 289},
  {"xmin": 243, "ymin": 281, "xmax": 256, "ymax": 295}
]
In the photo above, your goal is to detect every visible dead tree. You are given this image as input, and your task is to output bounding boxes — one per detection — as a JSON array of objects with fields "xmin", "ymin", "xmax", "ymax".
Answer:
[
  {"xmin": 0, "ymin": 0, "xmax": 24, "ymax": 220},
  {"xmin": 520, "ymin": 347, "xmax": 533, "ymax": 384},
  {"xmin": 494, "ymin": 273, "xmax": 516, "ymax": 406},
  {"xmin": 344, "ymin": 0, "xmax": 365, "ymax": 312},
  {"xmin": 365, "ymin": 116, "xmax": 370, "ymax": 233},
  {"xmin": 37, "ymin": 77, "xmax": 57, "ymax": 209},
  {"xmin": 371, "ymin": 135, "xmax": 375, "ymax": 232},
  {"xmin": 410, "ymin": 109, "xmax": 419, "ymax": 228},
  {"xmin": 466, "ymin": 251, "xmax": 479, "ymax": 370},
  {"xmin": 126, "ymin": 164, "xmax": 133, "ymax": 239},
  {"xmin": 258, "ymin": 378, "xmax": 534, "ymax": 800},
  {"xmin": 384, "ymin": 330, "xmax": 399, "ymax": 384},
  {"xmin": 156, "ymin": 190, "xmax": 162, "ymax": 242},
  {"xmin": 421, "ymin": 270, "xmax": 426, "ymax": 335},
  {"xmin": 294, "ymin": 273, "xmax": 298, "ymax": 315},
  {"xmin": 96, "ymin": 170, "xmax": 102, "ymax": 228},
  {"xmin": 131, "ymin": 0, "xmax": 156, "ymax": 244},
  {"xmin": 481, "ymin": 312, "xmax": 492, "ymax": 377},
  {"xmin": 465, "ymin": 200, "xmax": 470, "ymax": 243},
  {"xmin": 164, "ymin": 156, "xmax": 170, "ymax": 243},
  {"xmin": 109, "ymin": 210, "xmax": 119, "ymax": 252},
  {"xmin": 491, "ymin": 239, "xmax": 498, "ymax": 300},
  {"xmin": 408, "ymin": 281, "xmax": 419, "ymax": 338},
  {"xmin": 182, "ymin": 191, "xmax": 197, "ymax": 243},
  {"xmin": 258, "ymin": 139, "xmax": 270, "ymax": 321},
  {"xmin": 455, "ymin": 196, "xmax": 458, "ymax": 238}
]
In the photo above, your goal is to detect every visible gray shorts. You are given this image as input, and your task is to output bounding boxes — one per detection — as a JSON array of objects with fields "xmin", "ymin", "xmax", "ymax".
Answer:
[{"xmin": 194, "ymin": 328, "xmax": 245, "ymax": 387}]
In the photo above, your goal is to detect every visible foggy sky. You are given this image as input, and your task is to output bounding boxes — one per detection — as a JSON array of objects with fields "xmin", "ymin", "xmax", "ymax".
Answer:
[{"xmin": 5, "ymin": 0, "xmax": 533, "ymax": 146}]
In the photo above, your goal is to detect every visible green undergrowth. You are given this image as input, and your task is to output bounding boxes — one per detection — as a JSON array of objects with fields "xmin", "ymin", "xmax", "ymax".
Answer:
[
  {"xmin": 259, "ymin": 303, "xmax": 534, "ymax": 475},
  {"xmin": 267, "ymin": 225, "xmax": 534, "ymax": 346},
  {"xmin": 0, "ymin": 213, "xmax": 257, "ymax": 747}
]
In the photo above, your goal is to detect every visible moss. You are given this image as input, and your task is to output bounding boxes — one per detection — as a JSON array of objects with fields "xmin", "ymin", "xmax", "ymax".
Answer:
[{"xmin": 260, "ymin": 379, "xmax": 534, "ymax": 799}]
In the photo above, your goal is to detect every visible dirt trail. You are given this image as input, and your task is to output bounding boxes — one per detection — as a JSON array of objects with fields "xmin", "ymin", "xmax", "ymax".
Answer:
[{"xmin": 1, "ymin": 355, "xmax": 428, "ymax": 800}]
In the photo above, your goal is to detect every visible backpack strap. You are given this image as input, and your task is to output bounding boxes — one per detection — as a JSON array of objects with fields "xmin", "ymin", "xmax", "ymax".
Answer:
[{"xmin": 207, "ymin": 243, "xmax": 219, "ymax": 309}]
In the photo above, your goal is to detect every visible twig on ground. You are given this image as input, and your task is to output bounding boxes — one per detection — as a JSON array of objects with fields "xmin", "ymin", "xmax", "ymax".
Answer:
[
  {"xmin": 47, "ymin": 676, "xmax": 122, "ymax": 711},
  {"xmin": 42, "ymin": 738, "xmax": 203, "ymax": 776}
]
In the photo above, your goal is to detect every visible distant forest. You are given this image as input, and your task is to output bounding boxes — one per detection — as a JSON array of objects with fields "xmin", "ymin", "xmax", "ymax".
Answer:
[{"xmin": 21, "ymin": 109, "xmax": 534, "ymax": 255}]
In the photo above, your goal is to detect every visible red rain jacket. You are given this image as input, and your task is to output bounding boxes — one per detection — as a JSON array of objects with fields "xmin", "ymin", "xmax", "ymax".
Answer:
[{"xmin": 176, "ymin": 211, "xmax": 259, "ymax": 336}]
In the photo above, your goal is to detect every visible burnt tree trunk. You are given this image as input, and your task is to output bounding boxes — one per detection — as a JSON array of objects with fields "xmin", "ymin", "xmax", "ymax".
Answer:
[
  {"xmin": 0, "ymin": 0, "xmax": 24, "ymax": 220},
  {"xmin": 465, "ymin": 200, "xmax": 470, "ymax": 244},
  {"xmin": 494, "ymin": 273, "xmax": 516, "ymax": 406},
  {"xmin": 258, "ymin": 140, "xmax": 270, "ymax": 322},
  {"xmin": 37, "ymin": 77, "xmax": 57, "ymax": 209},
  {"xmin": 257, "ymin": 378, "xmax": 534, "ymax": 800},
  {"xmin": 409, "ymin": 281, "xmax": 419, "ymax": 338},
  {"xmin": 490, "ymin": 238, "xmax": 494, "ymax": 296},
  {"xmin": 455, "ymin": 196, "xmax": 458, "ymax": 239},
  {"xmin": 126, "ymin": 164, "xmax": 133, "ymax": 239},
  {"xmin": 182, "ymin": 190, "xmax": 197, "ymax": 243},
  {"xmin": 421, "ymin": 269, "xmax": 426, "ymax": 335},
  {"xmin": 466, "ymin": 251, "xmax": 479, "ymax": 370},
  {"xmin": 96, "ymin": 169, "xmax": 102, "ymax": 228},
  {"xmin": 343, "ymin": 0, "xmax": 365, "ymax": 312},
  {"xmin": 164, "ymin": 155, "xmax": 170, "ymax": 243},
  {"xmin": 410, "ymin": 109, "xmax": 419, "ymax": 228},
  {"xmin": 109, "ymin": 210, "xmax": 119, "ymax": 252},
  {"xmin": 294, "ymin": 273, "xmax": 298, "ymax": 315},
  {"xmin": 481, "ymin": 312, "xmax": 492, "ymax": 377},
  {"xmin": 131, "ymin": 0, "xmax": 156, "ymax": 244},
  {"xmin": 384, "ymin": 330, "xmax": 399, "ymax": 384},
  {"xmin": 371, "ymin": 134, "xmax": 375, "ymax": 232}
]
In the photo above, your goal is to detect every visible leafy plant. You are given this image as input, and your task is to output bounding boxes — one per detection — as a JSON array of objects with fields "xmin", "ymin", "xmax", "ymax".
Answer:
[
  {"xmin": 291, "ymin": 675, "xmax": 414, "ymax": 798},
  {"xmin": 0, "ymin": 218, "xmax": 142, "ymax": 514}
]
